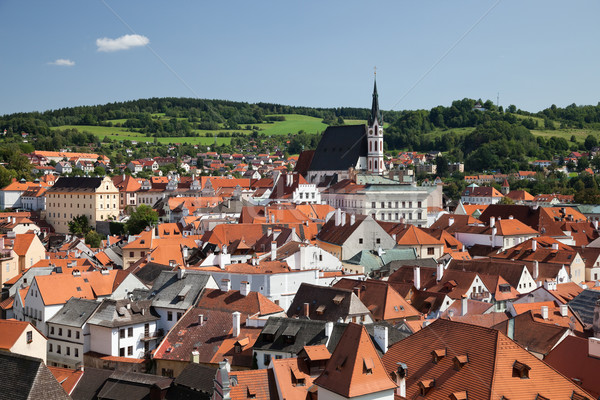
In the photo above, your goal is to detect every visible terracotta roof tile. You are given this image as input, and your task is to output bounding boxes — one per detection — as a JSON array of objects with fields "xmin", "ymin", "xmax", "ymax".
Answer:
[
  {"xmin": 0, "ymin": 319, "xmax": 31, "ymax": 350},
  {"xmin": 197, "ymin": 288, "xmax": 284, "ymax": 316}
]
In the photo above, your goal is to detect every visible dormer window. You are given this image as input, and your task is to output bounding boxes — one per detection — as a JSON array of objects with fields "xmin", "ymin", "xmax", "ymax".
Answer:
[
  {"xmin": 512, "ymin": 361, "xmax": 530, "ymax": 379},
  {"xmin": 363, "ymin": 358, "xmax": 374, "ymax": 375},
  {"xmin": 431, "ymin": 348, "xmax": 446, "ymax": 364},
  {"xmin": 453, "ymin": 355, "xmax": 468, "ymax": 370},
  {"xmin": 450, "ymin": 392, "xmax": 468, "ymax": 400},
  {"xmin": 418, "ymin": 379, "xmax": 435, "ymax": 396}
]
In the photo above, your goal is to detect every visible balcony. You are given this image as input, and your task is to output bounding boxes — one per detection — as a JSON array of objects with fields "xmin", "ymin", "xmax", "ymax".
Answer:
[
  {"xmin": 139, "ymin": 329, "xmax": 163, "ymax": 342},
  {"xmin": 470, "ymin": 291, "xmax": 490, "ymax": 301},
  {"xmin": 0, "ymin": 251, "xmax": 13, "ymax": 260}
]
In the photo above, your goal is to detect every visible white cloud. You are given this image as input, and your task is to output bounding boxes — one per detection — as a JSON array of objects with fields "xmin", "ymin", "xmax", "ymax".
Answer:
[
  {"xmin": 96, "ymin": 34, "xmax": 149, "ymax": 52},
  {"xmin": 48, "ymin": 59, "xmax": 75, "ymax": 67}
]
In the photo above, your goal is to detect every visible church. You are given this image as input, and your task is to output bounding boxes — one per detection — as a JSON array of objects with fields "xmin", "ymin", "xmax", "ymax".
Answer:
[{"xmin": 297, "ymin": 79, "xmax": 386, "ymax": 185}]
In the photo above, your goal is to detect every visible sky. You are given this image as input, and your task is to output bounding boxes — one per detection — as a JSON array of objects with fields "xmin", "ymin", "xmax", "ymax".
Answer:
[{"xmin": 1, "ymin": 1, "xmax": 599, "ymax": 115}]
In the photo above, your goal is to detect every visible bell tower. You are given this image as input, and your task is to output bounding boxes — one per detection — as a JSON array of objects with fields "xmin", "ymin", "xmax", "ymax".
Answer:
[{"xmin": 367, "ymin": 74, "xmax": 385, "ymax": 174}]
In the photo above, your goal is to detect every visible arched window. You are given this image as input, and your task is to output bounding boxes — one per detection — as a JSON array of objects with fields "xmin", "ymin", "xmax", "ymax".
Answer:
[
  {"xmin": 369, "ymin": 160, "xmax": 372, "ymax": 170},
  {"xmin": 374, "ymin": 141, "xmax": 377, "ymax": 151},
  {"xmin": 369, "ymin": 142, "xmax": 372, "ymax": 152}
]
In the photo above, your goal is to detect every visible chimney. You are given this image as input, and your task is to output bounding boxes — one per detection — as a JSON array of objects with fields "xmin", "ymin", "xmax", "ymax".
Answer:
[
  {"xmin": 198, "ymin": 314, "xmax": 204, "ymax": 326},
  {"xmin": 436, "ymin": 263, "xmax": 444, "ymax": 282},
  {"xmin": 373, "ymin": 325, "xmax": 389, "ymax": 354},
  {"xmin": 232, "ymin": 311, "xmax": 241, "ymax": 337},
  {"xmin": 169, "ymin": 260, "xmax": 176, "ymax": 268},
  {"xmin": 177, "ymin": 268, "xmax": 186, "ymax": 280},
  {"xmin": 222, "ymin": 245, "xmax": 228, "ymax": 255},
  {"xmin": 353, "ymin": 286, "xmax": 361, "ymax": 297},
  {"xmin": 100, "ymin": 268, "xmax": 109, "ymax": 275},
  {"xmin": 541, "ymin": 305, "xmax": 549, "ymax": 320},
  {"xmin": 532, "ymin": 239, "xmax": 537, "ymax": 252},
  {"xmin": 395, "ymin": 363, "xmax": 408, "ymax": 398},
  {"xmin": 220, "ymin": 278, "xmax": 231, "ymax": 292},
  {"xmin": 448, "ymin": 217, "xmax": 454, "ymax": 226},
  {"xmin": 560, "ymin": 304, "xmax": 568, "ymax": 318},
  {"xmin": 589, "ymin": 337, "xmax": 600, "ymax": 358},
  {"xmin": 490, "ymin": 217, "xmax": 496, "ymax": 228},
  {"xmin": 340, "ymin": 212, "xmax": 346, "ymax": 226},
  {"xmin": 335, "ymin": 208, "xmax": 341, "ymax": 226},
  {"xmin": 533, "ymin": 260, "xmax": 539, "ymax": 280},
  {"xmin": 182, "ymin": 246, "xmax": 189, "ymax": 260},
  {"xmin": 303, "ymin": 302, "xmax": 310, "ymax": 317},
  {"xmin": 552, "ymin": 243, "xmax": 559, "ymax": 250},
  {"xmin": 240, "ymin": 281, "xmax": 250, "ymax": 296},
  {"xmin": 509, "ymin": 215, "xmax": 514, "ymax": 220},
  {"xmin": 350, "ymin": 214, "xmax": 356, "ymax": 225},
  {"xmin": 72, "ymin": 269, "xmax": 81, "ymax": 277},
  {"xmin": 461, "ymin": 295, "xmax": 468, "ymax": 316},
  {"xmin": 325, "ymin": 321, "xmax": 333, "ymax": 338},
  {"xmin": 594, "ymin": 220, "xmax": 599, "ymax": 230},
  {"xmin": 271, "ymin": 241, "xmax": 277, "ymax": 260},
  {"xmin": 413, "ymin": 266, "xmax": 421, "ymax": 290}
]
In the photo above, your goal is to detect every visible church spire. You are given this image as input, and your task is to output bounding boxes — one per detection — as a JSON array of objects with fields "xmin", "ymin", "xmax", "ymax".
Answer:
[{"xmin": 369, "ymin": 75, "xmax": 382, "ymax": 126}]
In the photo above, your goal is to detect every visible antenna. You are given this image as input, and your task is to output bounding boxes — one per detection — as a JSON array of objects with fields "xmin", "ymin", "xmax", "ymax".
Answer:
[{"xmin": 497, "ymin": 92, "xmax": 500, "ymax": 108}]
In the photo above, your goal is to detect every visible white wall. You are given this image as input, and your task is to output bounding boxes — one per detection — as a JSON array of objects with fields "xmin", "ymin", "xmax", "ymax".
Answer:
[{"xmin": 317, "ymin": 386, "xmax": 394, "ymax": 400}]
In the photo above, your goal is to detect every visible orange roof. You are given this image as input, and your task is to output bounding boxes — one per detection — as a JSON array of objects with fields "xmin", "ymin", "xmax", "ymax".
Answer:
[
  {"xmin": 314, "ymin": 323, "xmax": 396, "ymax": 397},
  {"xmin": 227, "ymin": 369, "xmax": 275, "ymax": 400},
  {"xmin": 34, "ymin": 270, "xmax": 124, "ymax": 305},
  {"xmin": 513, "ymin": 302, "xmax": 584, "ymax": 332},
  {"xmin": 394, "ymin": 225, "xmax": 443, "ymax": 246},
  {"xmin": 271, "ymin": 357, "xmax": 316, "ymax": 400},
  {"xmin": 95, "ymin": 251, "xmax": 112, "ymax": 266},
  {"xmin": 47, "ymin": 366, "xmax": 84, "ymax": 395},
  {"xmin": 198, "ymin": 288, "xmax": 284, "ymax": 316},
  {"xmin": 302, "ymin": 345, "xmax": 331, "ymax": 361},
  {"xmin": 12, "ymin": 234, "xmax": 37, "ymax": 256},
  {"xmin": 460, "ymin": 204, "xmax": 488, "ymax": 216},
  {"xmin": 494, "ymin": 219, "xmax": 538, "ymax": 236},
  {"xmin": 0, "ymin": 319, "xmax": 32, "ymax": 350},
  {"xmin": 33, "ymin": 150, "xmax": 109, "ymax": 161},
  {"xmin": 195, "ymin": 260, "xmax": 294, "ymax": 275}
]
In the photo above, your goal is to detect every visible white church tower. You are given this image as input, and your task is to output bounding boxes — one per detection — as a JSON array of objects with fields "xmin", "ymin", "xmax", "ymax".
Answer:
[{"xmin": 367, "ymin": 77, "xmax": 385, "ymax": 174}]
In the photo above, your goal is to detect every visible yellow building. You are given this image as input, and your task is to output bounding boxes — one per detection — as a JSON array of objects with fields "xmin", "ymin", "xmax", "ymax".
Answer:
[{"xmin": 45, "ymin": 177, "xmax": 119, "ymax": 234}]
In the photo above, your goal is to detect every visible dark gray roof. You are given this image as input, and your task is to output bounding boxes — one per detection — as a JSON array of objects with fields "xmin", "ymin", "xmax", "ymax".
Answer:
[
  {"xmin": 47, "ymin": 297, "xmax": 101, "ymax": 328},
  {"xmin": 148, "ymin": 271, "xmax": 212, "ymax": 311},
  {"xmin": 286, "ymin": 283, "xmax": 370, "ymax": 321},
  {"xmin": 568, "ymin": 289, "xmax": 600, "ymax": 326},
  {"xmin": 71, "ymin": 368, "xmax": 172, "ymax": 400},
  {"xmin": 0, "ymin": 351, "xmax": 70, "ymax": 400},
  {"xmin": 86, "ymin": 299, "xmax": 159, "ymax": 328},
  {"xmin": 378, "ymin": 257, "xmax": 439, "ymax": 276},
  {"xmin": 308, "ymin": 125, "xmax": 367, "ymax": 171},
  {"xmin": 253, "ymin": 317, "xmax": 408, "ymax": 356},
  {"xmin": 47, "ymin": 177, "xmax": 104, "ymax": 192},
  {"xmin": 167, "ymin": 363, "xmax": 215, "ymax": 400},
  {"xmin": 134, "ymin": 262, "xmax": 175, "ymax": 287},
  {"xmin": 71, "ymin": 367, "xmax": 113, "ymax": 400}
]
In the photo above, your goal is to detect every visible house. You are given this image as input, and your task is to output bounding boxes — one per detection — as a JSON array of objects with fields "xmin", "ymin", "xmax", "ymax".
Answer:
[
  {"xmin": 0, "ymin": 319, "xmax": 47, "ymax": 363},
  {"xmin": 44, "ymin": 176, "xmax": 120, "ymax": 234},
  {"xmin": 0, "ymin": 352, "xmax": 70, "ymax": 400},
  {"xmin": 86, "ymin": 298, "xmax": 160, "ymax": 361},
  {"xmin": 461, "ymin": 184, "xmax": 504, "ymax": 205},
  {"xmin": 454, "ymin": 216, "xmax": 538, "ymax": 250},
  {"xmin": 212, "ymin": 361, "xmax": 279, "ymax": 400},
  {"xmin": 287, "ymin": 283, "xmax": 373, "ymax": 324},
  {"xmin": 46, "ymin": 298, "xmax": 101, "ymax": 369},
  {"xmin": 127, "ymin": 160, "xmax": 144, "ymax": 174},
  {"xmin": 55, "ymin": 161, "xmax": 72, "ymax": 175},
  {"xmin": 383, "ymin": 223, "xmax": 445, "ymax": 259},
  {"xmin": 314, "ymin": 323, "xmax": 397, "ymax": 400},
  {"xmin": 145, "ymin": 269, "xmax": 218, "ymax": 333},
  {"xmin": 316, "ymin": 211, "xmax": 396, "ymax": 260},
  {"xmin": 545, "ymin": 335, "xmax": 600, "ymax": 398},
  {"xmin": 0, "ymin": 179, "xmax": 49, "ymax": 210},
  {"xmin": 20, "ymin": 186, "xmax": 47, "ymax": 211},
  {"xmin": 381, "ymin": 319, "xmax": 594, "ymax": 399}
]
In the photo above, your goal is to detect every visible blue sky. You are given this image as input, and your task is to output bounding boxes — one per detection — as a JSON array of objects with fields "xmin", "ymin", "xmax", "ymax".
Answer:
[{"xmin": 1, "ymin": 1, "xmax": 599, "ymax": 115}]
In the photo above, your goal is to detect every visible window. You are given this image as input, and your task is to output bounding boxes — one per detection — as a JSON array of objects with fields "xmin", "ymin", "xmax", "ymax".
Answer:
[
  {"xmin": 418, "ymin": 201, "xmax": 422, "ymax": 208},
  {"xmin": 49, "ymin": 343, "xmax": 53, "ymax": 352},
  {"xmin": 57, "ymin": 345, "xmax": 61, "ymax": 354},
  {"xmin": 128, "ymin": 327, "xmax": 133, "ymax": 337},
  {"xmin": 381, "ymin": 202, "xmax": 385, "ymax": 208},
  {"xmin": 76, "ymin": 331, "xmax": 80, "ymax": 339},
  {"xmin": 388, "ymin": 202, "xmax": 392, "ymax": 208},
  {"xmin": 67, "ymin": 329, "xmax": 71, "ymax": 338},
  {"xmin": 120, "ymin": 347, "xmax": 125, "ymax": 357},
  {"xmin": 66, "ymin": 347, "xmax": 70, "ymax": 356},
  {"xmin": 167, "ymin": 311, "xmax": 173, "ymax": 321},
  {"xmin": 129, "ymin": 251, "xmax": 134, "ymax": 257},
  {"xmin": 427, "ymin": 247, "xmax": 435, "ymax": 255},
  {"xmin": 264, "ymin": 354, "xmax": 271, "ymax": 366},
  {"xmin": 120, "ymin": 329, "xmax": 126, "ymax": 339},
  {"xmin": 358, "ymin": 238, "xmax": 363, "ymax": 244},
  {"xmin": 58, "ymin": 328, "xmax": 62, "ymax": 336},
  {"xmin": 75, "ymin": 348, "xmax": 79, "ymax": 357},
  {"xmin": 402, "ymin": 201, "xmax": 406, "ymax": 208},
  {"xmin": 128, "ymin": 346, "xmax": 133, "ymax": 356},
  {"xmin": 26, "ymin": 331, "xmax": 32, "ymax": 343},
  {"xmin": 376, "ymin": 238, "xmax": 381, "ymax": 244},
  {"xmin": 177, "ymin": 312, "xmax": 183, "ymax": 320},
  {"xmin": 50, "ymin": 327, "xmax": 55, "ymax": 335}
]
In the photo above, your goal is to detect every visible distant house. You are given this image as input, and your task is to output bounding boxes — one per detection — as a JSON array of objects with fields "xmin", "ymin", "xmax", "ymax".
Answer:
[{"xmin": 461, "ymin": 184, "xmax": 504, "ymax": 205}]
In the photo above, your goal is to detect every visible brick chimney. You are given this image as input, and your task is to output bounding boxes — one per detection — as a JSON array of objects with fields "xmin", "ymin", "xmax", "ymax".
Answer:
[{"xmin": 303, "ymin": 302, "xmax": 310, "ymax": 317}]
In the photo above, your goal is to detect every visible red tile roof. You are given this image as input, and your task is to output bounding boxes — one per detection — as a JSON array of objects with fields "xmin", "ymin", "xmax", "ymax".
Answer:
[{"xmin": 0, "ymin": 319, "xmax": 32, "ymax": 350}]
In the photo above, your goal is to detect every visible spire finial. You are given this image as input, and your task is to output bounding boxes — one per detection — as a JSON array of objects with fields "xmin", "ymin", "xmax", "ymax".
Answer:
[{"xmin": 374, "ymin": 66, "xmax": 376, "ymax": 77}]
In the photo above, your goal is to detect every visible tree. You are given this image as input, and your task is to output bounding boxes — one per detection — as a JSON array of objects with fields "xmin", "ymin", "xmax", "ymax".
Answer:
[
  {"xmin": 499, "ymin": 196, "xmax": 514, "ymax": 205},
  {"xmin": 584, "ymin": 135, "xmax": 598, "ymax": 150},
  {"xmin": 69, "ymin": 215, "xmax": 92, "ymax": 236},
  {"xmin": 85, "ymin": 230, "xmax": 102, "ymax": 248},
  {"xmin": 125, "ymin": 204, "xmax": 158, "ymax": 235}
]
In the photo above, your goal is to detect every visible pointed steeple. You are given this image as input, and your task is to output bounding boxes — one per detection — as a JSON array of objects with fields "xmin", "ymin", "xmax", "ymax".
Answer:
[{"xmin": 369, "ymin": 78, "xmax": 383, "ymax": 126}]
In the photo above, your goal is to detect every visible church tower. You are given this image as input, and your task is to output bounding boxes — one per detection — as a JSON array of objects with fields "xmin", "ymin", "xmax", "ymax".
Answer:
[{"xmin": 367, "ymin": 77, "xmax": 385, "ymax": 174}]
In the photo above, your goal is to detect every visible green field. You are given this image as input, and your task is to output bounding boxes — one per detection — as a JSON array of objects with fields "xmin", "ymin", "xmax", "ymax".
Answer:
[
  {"xmin": 51, "ymin": 113, "xmax": 328, "ymax": 145},
  {"xmin": 531, "ymin": 128, "xmax": 600, "ymax": 143}
]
